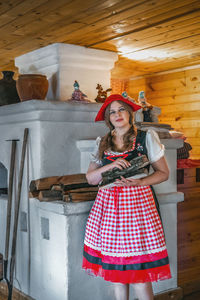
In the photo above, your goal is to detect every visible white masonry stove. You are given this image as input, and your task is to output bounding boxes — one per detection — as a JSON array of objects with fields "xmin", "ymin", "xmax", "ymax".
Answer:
[{"xmin": 0, "ymin": 43, "xmax": 184, "ymax": 300}]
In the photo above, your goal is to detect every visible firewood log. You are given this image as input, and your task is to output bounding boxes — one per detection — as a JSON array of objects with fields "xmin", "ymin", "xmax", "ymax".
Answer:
[
  {"xmin": 30, "ymin": 174, "xmax": 87, "ymax": 192},
  {"xmin": 62, "ymin": 182, "xmax": 98, "ymax": 192},
  {"xmin": 63, "ymin": 191, "xmax": 97, "ymax": 203},
  {"xmin": 100, "ymin": 155, "xmax": 149, "ymax": 188},
  {"xmin": 29, "ymin": 191, "xmax": 39, "ymax": 198},
  {"xmin": 51, "ymin": 184, "xmax": 63, "ymax": 191},
  {"xmin": 62, "ymin": 185, "xmax": 98, "ymax": 194},
  {"xmin": 38, "ymin": 190, "xmax": 63, "ymax": 202}
]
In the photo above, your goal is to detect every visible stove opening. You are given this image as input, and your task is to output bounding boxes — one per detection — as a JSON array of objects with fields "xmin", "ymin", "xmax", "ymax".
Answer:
[{"xmin": 0, "ymin": 162, "xmax": 8, "ymax": 195}]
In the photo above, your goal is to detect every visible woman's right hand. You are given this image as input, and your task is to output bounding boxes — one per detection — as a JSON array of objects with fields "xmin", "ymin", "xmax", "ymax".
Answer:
[
  {"xmin": 86, "ymin": 159, "xmax": 131, "ymax": 185},
  {"xmin": 110, "ymin": 158, "xmax": 131, "ymax": 170}
]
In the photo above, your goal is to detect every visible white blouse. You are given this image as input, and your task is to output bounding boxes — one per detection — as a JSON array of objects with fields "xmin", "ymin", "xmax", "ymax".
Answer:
[{"xmin": 90, "ymin": 129, "xmax": 165, "ymax": 166}]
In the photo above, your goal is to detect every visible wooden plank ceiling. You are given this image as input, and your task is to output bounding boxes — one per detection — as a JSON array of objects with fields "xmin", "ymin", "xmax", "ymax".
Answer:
[{"xmin": 0, "ymin": 0, "xmax": 200, "ymax": 78}]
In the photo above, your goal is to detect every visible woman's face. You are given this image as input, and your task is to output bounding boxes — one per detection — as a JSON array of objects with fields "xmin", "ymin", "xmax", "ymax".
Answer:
[{"xmin": 109, "ymin": 101, "xmax": 131, "ymax": 129}]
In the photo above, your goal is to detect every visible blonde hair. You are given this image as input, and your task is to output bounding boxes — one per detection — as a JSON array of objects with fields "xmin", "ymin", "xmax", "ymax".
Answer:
[{"xmin": 98, "ymin": 101, "xmax": 136, "ymax": 159}]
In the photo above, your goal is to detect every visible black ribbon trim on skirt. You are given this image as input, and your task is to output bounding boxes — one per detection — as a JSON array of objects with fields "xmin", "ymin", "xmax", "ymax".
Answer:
[{"xmin": 83, "ymin": 250, "xmax": 169, "ymax": 271}]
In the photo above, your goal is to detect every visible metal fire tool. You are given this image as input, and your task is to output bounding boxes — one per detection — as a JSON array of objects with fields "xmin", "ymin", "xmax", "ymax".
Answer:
[
  {"xmin": 7, "ymin": 129, "xmax": 29, "ymax": 300},
  {"xmin": 0, "ymin": 139, "xmax": 19, "ymax": 290}
]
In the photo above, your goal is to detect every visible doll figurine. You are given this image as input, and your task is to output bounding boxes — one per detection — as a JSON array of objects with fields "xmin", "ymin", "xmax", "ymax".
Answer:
[
  {"xmin": 138, "ymin": 91, "xmax": 153, "ymax": 122},
  {"xmin": 135, "ymin": 91, "xmax": 161, "ymax": 123},
  {"xmin": 121, "ymin": 91, "xmax": 136, "ymax": 103},
  {"xmin": 71, "ymin": 81, "xmax": 88, "ymax": 101}
]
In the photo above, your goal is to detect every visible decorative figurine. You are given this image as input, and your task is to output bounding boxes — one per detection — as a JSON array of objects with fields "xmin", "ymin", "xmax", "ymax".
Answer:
[
  {"xmin": 134, "ymin": 91, "xmax": 161, "ymax": 123},
  {"xmin": 122, "ymin": 91, "xmax": 136, "ymax": 103},
  {"xmin": 137, "ymin": 91, "xmax": 154, "ymax": 122},
  {"xmin": 134, "ymin": 91, "xmax": 173, "ymax": 139},
  {"xmin": 70, "ymin": 80, "xmax": 89, "ymax": 102},
  {"xmin": 95, "ymin": 84, "xmax": 112, "ymax": 103}
]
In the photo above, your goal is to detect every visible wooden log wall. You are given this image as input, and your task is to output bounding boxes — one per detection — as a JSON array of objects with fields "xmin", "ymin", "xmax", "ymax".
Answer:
[
  {"xmin": 128, "ymin": 77, "xmax": 147, "ymax": 102},
  {"xmin": 127, "ymin": 67, "xmax": 200, "ymax": 296},
  {"xmin": 128, "ymin": 67, "xmax": 200, "ymax": 159},
  {"xmin": 110, "ymin": 78, "xmax": 129, "ymax": 95},
  {"xmin": 177, "ymin": 175, "xmax": 200, "ymax": 295}
]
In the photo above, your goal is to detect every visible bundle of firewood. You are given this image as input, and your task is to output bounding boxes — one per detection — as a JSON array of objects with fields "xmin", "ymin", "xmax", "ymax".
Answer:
[
  {"xmin": 99, "ymin": 155, "xmax": 149, "ymax": 189},
  {"xmin": 135, "ymin": 122, "xmax": 173, "ymax": 139},
  {"xmin": 29, "ymin": 174, "xmax": 98, "ymax": 202},
  {"xmin": 135, "ymin": 122, "xmax": 173, "ymax": 130}
]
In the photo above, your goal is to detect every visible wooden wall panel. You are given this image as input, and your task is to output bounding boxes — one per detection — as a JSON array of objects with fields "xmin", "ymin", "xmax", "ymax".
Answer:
[
  {"xmin": 177, "ymin": 181, "xmax": 200, "ymax": 295},
  {"xmin": 128, "ymin": 67, "xmax": 200, "ymax": 159},
  {"xmin": 128, "ymin": 77, "xmax": 146, "ymax": 100},
  {"xmin": 110, "ymin": 79, "xmax": 129, "ymax": 95}
]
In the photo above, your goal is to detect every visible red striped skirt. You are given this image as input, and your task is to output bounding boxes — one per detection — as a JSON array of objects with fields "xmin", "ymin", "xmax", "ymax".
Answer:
[{"xmin": 82, "ymin": 186, "xmax": 171, "ymax": 283}]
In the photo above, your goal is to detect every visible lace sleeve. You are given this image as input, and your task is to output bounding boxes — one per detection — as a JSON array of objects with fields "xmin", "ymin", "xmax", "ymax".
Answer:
[{"xmin": 90, "ymin": 137, "xmax": 102, "ymax": 166}]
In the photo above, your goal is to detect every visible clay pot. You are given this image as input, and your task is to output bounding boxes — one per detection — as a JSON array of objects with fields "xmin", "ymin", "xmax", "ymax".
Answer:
[
  {"xmin": 16, "ymin": 74, "xmax": 49, "ymax": 101},
  {"xmin": 0, "ymin": 71, "xmax": 20, "ymax": 106}
]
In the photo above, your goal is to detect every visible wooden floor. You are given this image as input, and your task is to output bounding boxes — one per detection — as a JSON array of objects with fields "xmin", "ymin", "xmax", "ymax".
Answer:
[
  {"xmin": 182, "ymin": 291, "xmax": 200, "ymax": 300},
  {"xmin": 0, "ymin": 290, "xmax": 200, "ymax": 300}
]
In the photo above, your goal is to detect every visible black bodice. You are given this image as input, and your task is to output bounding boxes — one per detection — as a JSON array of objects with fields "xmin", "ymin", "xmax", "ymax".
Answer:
[{"xmin": 101, "ymin": 130, "xmax": 147, "ymax": 166}]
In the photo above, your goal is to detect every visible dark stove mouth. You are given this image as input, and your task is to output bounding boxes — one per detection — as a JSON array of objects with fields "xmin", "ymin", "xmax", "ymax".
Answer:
[{"xmin": 0, "ymin": 162, "xmax": 8, "ymax": 195}]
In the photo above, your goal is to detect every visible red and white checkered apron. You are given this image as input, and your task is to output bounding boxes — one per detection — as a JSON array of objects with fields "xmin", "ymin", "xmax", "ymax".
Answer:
[{"xmin": 82, "ymin": 185, "xmax": 171, "ymax": 283}]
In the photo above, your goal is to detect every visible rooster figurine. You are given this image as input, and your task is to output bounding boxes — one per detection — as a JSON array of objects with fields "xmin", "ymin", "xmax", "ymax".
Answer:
[{"xmin": 95, "ymin": 84, "xmax": 112, "ymax": 103}]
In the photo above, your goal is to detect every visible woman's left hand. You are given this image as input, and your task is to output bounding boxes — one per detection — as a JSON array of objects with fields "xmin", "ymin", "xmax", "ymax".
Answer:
[
  {"xmin": 114, "ymin": 157, "xmax": 169, "ymax": 187},
  {"xmin": 114, "ymin": 176, "xmax": 142, "ymax": 187}
]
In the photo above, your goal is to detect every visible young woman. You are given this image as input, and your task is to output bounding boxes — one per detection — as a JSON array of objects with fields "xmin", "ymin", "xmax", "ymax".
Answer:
[{"xmin": 82, "ymin": 94, "xmax": 171, "ymax": 300}]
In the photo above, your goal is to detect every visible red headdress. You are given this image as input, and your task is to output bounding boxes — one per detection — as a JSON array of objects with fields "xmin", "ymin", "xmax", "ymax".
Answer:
[{"xmin": 95, "ymin": 94, "xmax": 141, "ymax": 122}]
